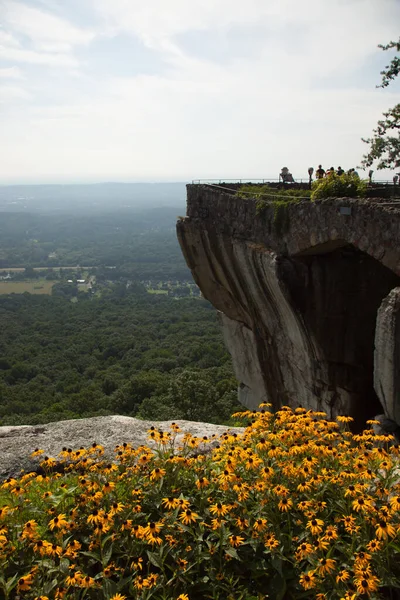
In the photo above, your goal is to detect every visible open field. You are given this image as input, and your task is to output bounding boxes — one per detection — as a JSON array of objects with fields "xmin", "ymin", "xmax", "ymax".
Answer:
[{"xmin": 0, "ymin": 279, "xmax": 55, "ymax": 295}]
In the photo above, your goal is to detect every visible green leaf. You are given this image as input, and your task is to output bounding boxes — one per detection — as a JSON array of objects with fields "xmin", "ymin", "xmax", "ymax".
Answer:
[
  {"xmin": 80, "ymin": 551, "xmax": 102, "ymax": 563},
  {"xmin": 146, "ymin": 550, "xmax": 162, "ymax": 569},
  {"xmin": 265, "ymin": 571, "xmax": 286, "ymax": 600},
  {"xmin": 224, "ymin": 546, "xmax": 239, "ymax": 559}
]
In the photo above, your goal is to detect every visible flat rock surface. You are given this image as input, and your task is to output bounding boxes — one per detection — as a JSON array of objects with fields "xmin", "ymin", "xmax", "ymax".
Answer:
[{"xmin": 0, "ymin": 415, "xmax": 243, "ymax": 481}]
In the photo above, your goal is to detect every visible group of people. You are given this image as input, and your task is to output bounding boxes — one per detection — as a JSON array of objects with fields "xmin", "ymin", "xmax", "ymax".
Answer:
[
  {"xmin": 315, "ymin": 165, "xmax": 359, "ymax": 179},
  {"xmin": 279, "ymin": 165, "xmax": 365, "ymax": 184}
]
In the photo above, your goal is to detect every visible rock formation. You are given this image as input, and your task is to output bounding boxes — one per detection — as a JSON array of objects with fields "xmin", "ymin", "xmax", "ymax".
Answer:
[
  {"xmin": 0, "ymin": 415, "xmax": 242, "ymax": 481},
  {"xmin": 177, "ymin": 184, "xmax": 400, "ymax": 429}
]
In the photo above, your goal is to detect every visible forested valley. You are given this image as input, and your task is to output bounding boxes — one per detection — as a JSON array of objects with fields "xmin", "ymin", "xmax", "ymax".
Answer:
[{"xmin": 0, "ymin": 192, "xmax": 240, "ymax": 426}]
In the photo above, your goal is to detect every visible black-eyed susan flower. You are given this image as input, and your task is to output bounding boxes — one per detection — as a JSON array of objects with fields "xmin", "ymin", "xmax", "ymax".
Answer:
[
  {"xmin": 17, "ymin": 574, "xmax": 34, "ymax": 591},
  {"xmin": 195, "ymin": 477, "xmax": 210, "ymax": 489},
  {"xmin": 229, "ymin": 534, "xmax": 244, "ymax": 547},
  {"xmin": 150, "ymin": 467, "xmax": 166, "ymax": 481},
  {"xmin": 253, "ymin": 518, "xmax": 268, "ymax": 532},
  {"xmin": 306, "ymin": 518, "xmax": 324, "ymax": 535},
  {"xmin": 295, "ymin": 542, "xmax": 314, "ymax": 560},
  {"xmin": 318, "ymin": 557, "xmax": 336, "ymax": 575},
  {"xmin": 352, "ymin": 496, "xmax": 373, "ymax": 513},
  {"xmin": 48, "ymin": 513, "xmax": 68, "ymax": 530},
  {"xmin": 336, "ymin": 569, "xmax": 350, "ymax": 583},
  {"xmin": 375, "ymin": 520, "xmax": 396, "ymax": 540},
  {"xmin": 209, "ymin": 502, "xmax": 230, "ymax": 517},
  {"xmin": 366, "ymin": 539, "xmax": 381, "ymax": 553},
  {"xmin": 354, "ymin": 574, "xmax": 379, "ymax": 595},
  {"xmin": 390, "ymin": 495, "xmax": 400, "ymax": 511},
  {"xmin": 299, "ymin": 571, "xmax": 316, "ymax": 590},
  {"xmin": 179, "ymin": 509, "xmax": 199, "ymax": 525}
]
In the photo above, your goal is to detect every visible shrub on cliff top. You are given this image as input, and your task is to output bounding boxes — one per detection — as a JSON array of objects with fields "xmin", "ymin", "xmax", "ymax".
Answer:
[
  {"xmin": 311, "ymin": 173, "xmax": 368, "ymax": 200},
  {"xmin": 1, "ymin": 407, "xmax": 400, "ymax": 599}
]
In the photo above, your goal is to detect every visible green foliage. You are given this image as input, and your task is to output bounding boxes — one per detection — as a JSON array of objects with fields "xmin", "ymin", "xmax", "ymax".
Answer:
[
  {"xmin": 238, "ymin": 185, "xmax": 311, "ymax": 202},
  {"xmin": 0, "ymin": 209, "xmax": 191, "ymax": 281},
  {"xmin": 1, "ymin": 407, "xmax": 399, "ymax": 599},
  {"xmin": 0, "ymin": 289, "xmax": 239, "ymax": 426},
  {"xmin": 237, "ymin": 185, "xmax": 311, "ymax": 236},
  {"xmin": 311, "ymin": 173, "xmax": 368, "ymax": 200},
  {"xmin": 362, "ymin": 36, "xmax": 400, "ymax": 169}
]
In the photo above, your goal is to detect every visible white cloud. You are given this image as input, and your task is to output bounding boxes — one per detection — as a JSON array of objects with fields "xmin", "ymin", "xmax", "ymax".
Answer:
[
  {"xmin": 0, "ymin": 83, "xmax": 31, "ymax": 102},
  {"xmin": 1, "ymin": 0, "xmax": 400, "ymax": 182},
  {"xmin": 3, "ymin": 1, "xmax": 95, "ymax": 49},
  {"xmin": 0, "ymin": 66, "xmax": 24, "ymax": 79},
  {"xmin": 0, "ymin": 45, "xmax": 79, "ymax": 67}
]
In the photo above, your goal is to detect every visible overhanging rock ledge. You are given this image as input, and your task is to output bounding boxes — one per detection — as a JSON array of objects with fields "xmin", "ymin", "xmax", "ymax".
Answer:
[{"xmin": 177, "ymin": 184, "xmax": 400, "ymax": 429}]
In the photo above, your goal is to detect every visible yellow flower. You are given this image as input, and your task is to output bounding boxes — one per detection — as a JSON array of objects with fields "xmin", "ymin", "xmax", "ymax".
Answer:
[
  {"xmin": 162, "ymin": 497, "xmax": 180, "ymax": 510},
  {"xmin": 18, "ymin": 574, "xmax": 34, "ymax": 591},
  {"xmin": 109, "ymin": 502, "xmax": 125, "ymax": 516},
  {"xmin": 337, "ymin": 415, "xmax": 354, "ymax": 423},
  {"xmin": 366, "ymin": 539, "xmax": 381, "ymax": 553},
  {"xmin": 21, "ymin": 519, "xmax": 39, "ymax": 540},
  {"xmin": 176, "ymin": 558, "xmax": 188, "ymax": 569},
  {"xmin": 253, "ymin": 518, "xmax": 268, "ymax": 532},
  {"xmin": 375, "ymin": 520, "xmax": 396, "ymax": 540},
  {"xmin": 390, "ymin": 495, "xmax": 400, "ymax": 511},
  {"xmin": 278, "ymin": 497, "xmax": 293, "ymax": 512},
  {"xmin": 143, "ymin": 521, "xmax": 164, "ymax": 537},
  {"xmin": 195, "ymin": 477, "xmax": 210, "ymax": 489},
  {"xmin": 352, "ymin": 496, "xmax": 373, "ymax": 513},
  {"xmin": 306, "ymin": 518, "xmax": 324, "ymax": 535},
  {"xmin": 229, "ymin": 534, "xmax": 244, "ymax": 547},
  {"xmin": 355, "ymin": 574, "xmax": 379, "ymax": 595},
  {"xmin": 177, "ymin": 595, "xmax": 189, "ymax": 600},
  {"xmin": 209, "ymin": 502, "xmax": 230, "ymax": 517},
  {"xmin": 143, "ymin": 573, "xmax": 158, "ymax": 588},
  {"xmin": 150, "ymin": 467, "xmax": 166, "ymax": 481},
  {"xmin": 179, "ymin": 509, "xmax": 199, "ymax": 525},
  {"xmin": 317, "ymin": 557, "xmax": 336, "ymax": 575},
  {"xmin": 110, "ymin": 595, "xmax": 126, "ymax": 600},
  {"xmin": 49, "ymin": 513, "xmax": 68, "ymax": 530},
  {"xmin": 299, "ymin": 571, "xmax": 316, "ymax": 590},
  {"xmin": 336, "ymin": 569, "xmax": 350, "ymax": 583},
  {"xmin": 236, "ymin": 516, "xmax": 249, "ymax": 529},
  {"xmin": 295, "ymin": 542, "xmax": 314, "ymax": 560}
]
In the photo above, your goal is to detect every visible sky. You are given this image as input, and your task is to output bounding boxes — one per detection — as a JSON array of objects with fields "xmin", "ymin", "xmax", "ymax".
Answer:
[{"xmin": 0, "ymin": 0, "xmax": 399, "ymax": 184}]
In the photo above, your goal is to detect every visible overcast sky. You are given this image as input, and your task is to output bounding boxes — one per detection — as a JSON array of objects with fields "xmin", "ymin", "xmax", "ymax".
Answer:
[{"xmin": 0, "ymin": 0, "xmax": 399, "ymax": 184}]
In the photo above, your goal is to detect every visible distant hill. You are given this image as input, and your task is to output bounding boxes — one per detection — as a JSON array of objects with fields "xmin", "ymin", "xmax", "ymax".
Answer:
[{"xmin": 0, "ymin": 182, "xmax": 187, "ymax": 213}]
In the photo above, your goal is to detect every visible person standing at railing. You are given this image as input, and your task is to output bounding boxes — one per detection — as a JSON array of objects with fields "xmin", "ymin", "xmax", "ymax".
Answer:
[
  {"xmin": 315, "ymin": 165, "xmax": 325, "ymax": 179},
  {"xmin": 279, "ymin": 167, "xmax": 295, "ymax": 183}
]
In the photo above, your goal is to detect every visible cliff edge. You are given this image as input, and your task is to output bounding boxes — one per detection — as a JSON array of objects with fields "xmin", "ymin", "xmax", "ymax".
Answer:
[{"xmin": 177, "ymin": 184, "xmax": 400, "ymax": 429}]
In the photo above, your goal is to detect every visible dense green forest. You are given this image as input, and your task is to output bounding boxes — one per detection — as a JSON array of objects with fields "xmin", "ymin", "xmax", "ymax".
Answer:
[
  {"xmin": 0, "ymin": 286, "xmax": 239, "ymax": 426},
  {"xmin": 0, "ymin": 208, "xmax": 190, "ymax": 280},
  {"xmin": 0, "ymin": 196, "xmax": 240, "ymax": 426}
]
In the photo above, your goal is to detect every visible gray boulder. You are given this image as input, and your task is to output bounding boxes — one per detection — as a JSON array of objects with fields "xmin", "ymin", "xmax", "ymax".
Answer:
[{"xmin": 0, "ymin": 415, "xmax": 243, "ymax": 481}]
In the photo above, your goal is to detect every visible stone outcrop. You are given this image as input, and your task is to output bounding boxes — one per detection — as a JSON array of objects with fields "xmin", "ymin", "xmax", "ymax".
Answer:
[
  {"xmin": 0, "ymin": 415, "xmax": 242, "ymax": 481},
  {"xmin": 375, "ymin": 288, "xmax": 400, "ymax": 425},
  {"xmin": 177, "ymin": 184, "xmax": 400, "ymax": 428}
]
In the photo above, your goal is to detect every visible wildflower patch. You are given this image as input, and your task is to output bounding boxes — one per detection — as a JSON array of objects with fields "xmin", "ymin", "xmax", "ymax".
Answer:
[{"xmin": 0, "ymin": 408, "xmax": 399, "ymax": 599}]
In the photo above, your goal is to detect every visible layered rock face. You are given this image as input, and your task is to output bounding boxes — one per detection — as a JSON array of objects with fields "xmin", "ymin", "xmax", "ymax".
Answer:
[{"xmin": 177, "ymin": 185, "xmax": 400, "ymax": 429}]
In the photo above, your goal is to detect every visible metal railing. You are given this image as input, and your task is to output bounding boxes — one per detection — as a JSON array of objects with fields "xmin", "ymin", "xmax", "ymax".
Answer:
[{"xmin": 191, "ymin": 178, "xmax": 395, "ymax": 185}]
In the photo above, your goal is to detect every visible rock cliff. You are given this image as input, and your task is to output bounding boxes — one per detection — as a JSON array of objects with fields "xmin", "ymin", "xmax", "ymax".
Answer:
[{"xmin": 177, "ymin": 184, "xmax": 400, "ymax": 429}]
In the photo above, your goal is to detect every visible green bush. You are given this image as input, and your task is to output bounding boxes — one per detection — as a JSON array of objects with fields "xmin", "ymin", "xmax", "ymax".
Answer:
[{"xmin": 311, "ymin": 173, "xmax": 368, "ymax": 200}]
